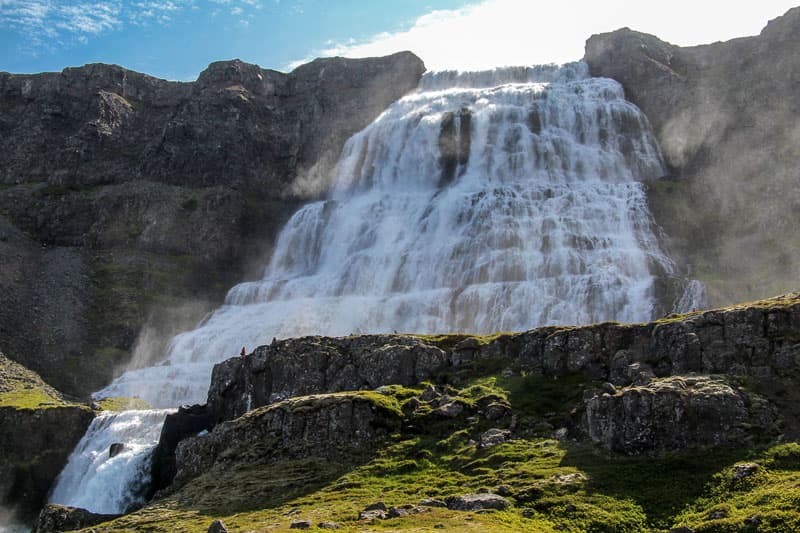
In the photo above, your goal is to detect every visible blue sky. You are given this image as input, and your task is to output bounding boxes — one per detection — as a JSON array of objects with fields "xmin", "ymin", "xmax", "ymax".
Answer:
[{"xmin": 1, "ymin": 0, "xmax": 798, "ymax": 80}]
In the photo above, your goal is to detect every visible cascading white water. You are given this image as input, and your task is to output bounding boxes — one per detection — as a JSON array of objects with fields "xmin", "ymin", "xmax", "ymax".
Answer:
[
  {"xmin": 49, "ymin": 410, "xmax": 173, "ymax": 514},
  {"xmin": 94, "ymin": 61, "xmax": 693, "ymax": 408}
]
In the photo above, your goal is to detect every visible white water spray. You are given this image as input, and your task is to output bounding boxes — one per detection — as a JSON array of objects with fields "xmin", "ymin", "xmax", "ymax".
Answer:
[
  {"xmin": 49, "ymin": 410, "xmax": 173, "ymax": 515},
  {"xmin": 95, "ymin": 62, "xmax": 694, "ymax": 408},
  {"xmin": 57, "ymin": 63, "xmax": 701, "ymax": 514}
]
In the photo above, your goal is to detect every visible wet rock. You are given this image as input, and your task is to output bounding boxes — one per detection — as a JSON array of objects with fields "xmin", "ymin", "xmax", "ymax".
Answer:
[
  {"xmin": 583, "ymin": 376, "xmax": 777, "ymax": 454},
  {"xmin": 445, "ymin": 493, "xmax": 510, "ymax": 511},
  {"xmin": 34, "ymin": 504, "xmax": 120, "ymax": 533},
  {"xmin": 207, "ymin": 519, "xmax": 229, "ymax": 533},
  {"xmin": 109, "ymin": 442, "xmax": 125, "ymax": 457},
  {"xmin": 150, "ymin": 403, "xmax": 210, "ymax": 496}
]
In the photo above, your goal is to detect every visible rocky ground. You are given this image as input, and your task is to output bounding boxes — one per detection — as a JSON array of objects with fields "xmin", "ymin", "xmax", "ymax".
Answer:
[
  {"xmin": 34, "ymin": 293, "xmax": 799, "ymax": 532},
  {"xmin": 585, "ymin": 6, "xmax": 800, "ymax": 307}
]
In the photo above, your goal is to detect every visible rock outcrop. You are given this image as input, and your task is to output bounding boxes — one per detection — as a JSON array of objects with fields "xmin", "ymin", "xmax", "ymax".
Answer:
[
  {"xmin": 172, "ymin": 392, "xmax": 401, "ymax": 490},
  {"xmin": 0, "ymin": 352, "xmax": 94, "ymax": 523},
  {"xmin": 584, "ymin": 7, "xmax": 800, "ymax": 306},
  {"xmin": 0, "ymin": 52, "xmax": 425, "ymax": 396},
  {"xmin": 583, "ymin": 375, "xmax": 777, "ymax": 454},
  {"xmin": 149, "ymin": 403, "xmax": 210, "ymax": 496},
  {"xmin": 33, "ymin": 504, "xmax": 120, "ymax": 533},
  {"xmin": 207, "ymin": 335, "xmax": 447, "ymax": 425}
]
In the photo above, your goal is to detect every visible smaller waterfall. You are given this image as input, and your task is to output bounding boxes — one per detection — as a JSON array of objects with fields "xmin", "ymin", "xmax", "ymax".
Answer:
[{"xmin": 49, "ymin": 410, "xmax": 173, "ymax": 515}]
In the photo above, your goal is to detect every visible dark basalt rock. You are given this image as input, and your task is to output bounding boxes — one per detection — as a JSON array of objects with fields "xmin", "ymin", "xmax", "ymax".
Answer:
[
  {"xmin": 109, "ymin": 442, "xmax": 125, "ymax": 457},
  {"xmin": 149, "ymin": 403, "xmax": 210, "ymax": 496},
  {"xmin": 582, "ymin": 375, "xmax": 777, "ymax": 454},
  {"xmin": 34, "ymin": 504, "xmax": 119, "ymax": 533},
  {"xmin": 172, "ymin": 392, "xmax": 402, "ymax": 490},
  {"xmin": 445, "ymin": 493, "xmax": 510, "ymax": 511},
  {"xmin": 207, "ymin": 335, "xmax": 447, "ymax": 425}
]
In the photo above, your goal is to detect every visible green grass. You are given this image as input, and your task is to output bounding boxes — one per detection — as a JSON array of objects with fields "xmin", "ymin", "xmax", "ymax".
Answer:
[
  {"xmin": 97, "ymin": 396, "xmax": 153, "ymax": 411},
  {"xmin": 78, "ymin": 341, "xmax": 800, "ymax": 532}
]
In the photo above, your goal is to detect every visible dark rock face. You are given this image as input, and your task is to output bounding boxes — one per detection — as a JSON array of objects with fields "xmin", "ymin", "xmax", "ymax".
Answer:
[
  {"xmin": 207, "ymin": 335, "xmax": 447, "ymax": 425},
  {"xmin": 33, "ymin": 504, "xmax": 119, "ymax": 533},
  {"xmin": 149, "ymin": 403, "xmax": 210, "ymax": 496},
  {"xmin": 584, "ymin": 7, "xmax": 800, "ymax": 306},
  {"xmin": 583, "ymin": 376, "xmax": 777, "ymax": 454},
  {"xmin": 0, "ymin": 352, "xmax": 95, "ymax": 523},
  {"xmin": 478, "ymin": 293, "xmax": 800, "ymax": 387},
  {"xmin": 0, "ymin": 52, "xmax": 425, "ymax": 397},
  {"xmin": 172, "ymin": 392, "xmax": 401, "ymax": 490}
]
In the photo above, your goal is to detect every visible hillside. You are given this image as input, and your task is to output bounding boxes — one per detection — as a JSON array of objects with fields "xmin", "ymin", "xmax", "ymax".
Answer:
[{"xmin": 41, "ymin": 293, "xmax": 800, "ymax": 532}]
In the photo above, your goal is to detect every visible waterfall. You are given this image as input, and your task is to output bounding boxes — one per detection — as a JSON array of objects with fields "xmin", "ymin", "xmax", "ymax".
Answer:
[
  {"xmin": 49, "ymin": 410, "xmax": 173, "ymax": 515},
  {"xmin": 94, "ymin": 61, "xmax": 695, "ymax": 408}
]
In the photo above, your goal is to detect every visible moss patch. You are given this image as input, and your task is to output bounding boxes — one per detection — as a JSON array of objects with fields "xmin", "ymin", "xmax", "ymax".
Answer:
[{"xmin": 97, "ymin": 396, "xmax": 153, "ymax": 411}]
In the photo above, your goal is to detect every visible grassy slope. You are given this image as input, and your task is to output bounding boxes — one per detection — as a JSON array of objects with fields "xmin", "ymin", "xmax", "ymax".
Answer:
[
  {"xmin": 88, "ymin": 373, "xmax": 800, "ymax": 532},
  {"xmin": 0, "ymin": 350, "xmax": 75, "ymax": 409}
]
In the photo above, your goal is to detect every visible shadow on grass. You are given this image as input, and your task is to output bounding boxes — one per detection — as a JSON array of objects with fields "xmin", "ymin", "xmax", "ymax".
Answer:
[{"xmin": 560, "ymin": 444, "xmax": 753, "ymax": 529}]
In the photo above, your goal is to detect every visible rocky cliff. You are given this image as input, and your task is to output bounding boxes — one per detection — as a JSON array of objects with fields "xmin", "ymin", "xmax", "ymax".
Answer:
[
  {"xmin": 584, "ymin": 7, "xmax": 800, "ymax": 306},
  {"xmin": 89, "ymin": 295, "xmax": 800, "ymax": 532},
  {"xmin": 0, "ymin": 52, "xmax": 425, "ymax": 396},
  {"xmin": 0, "ymin": 351, "xmax": 94, "ymax": 524}
]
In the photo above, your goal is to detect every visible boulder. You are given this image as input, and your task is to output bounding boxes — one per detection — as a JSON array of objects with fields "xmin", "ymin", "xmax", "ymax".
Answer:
[
  {"xmin": 34, "ymin": 504, "xmax": 119, "ymax": 533},
  {"xmin": 445, "ymin": 493, "xmax": 510, "ymax": 511},
  {"xmin": 207, "ymin": 519, "xmax": 228, "ymax": 533},
  {"xmin": 582, "ymin": 376, "xmax": 777, "ymax": 454}
]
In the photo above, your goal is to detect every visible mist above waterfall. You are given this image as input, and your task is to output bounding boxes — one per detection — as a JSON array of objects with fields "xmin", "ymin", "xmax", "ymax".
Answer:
[{"xmin": 95, "ymin": 62, "xmax": 695, "ymax": 407}]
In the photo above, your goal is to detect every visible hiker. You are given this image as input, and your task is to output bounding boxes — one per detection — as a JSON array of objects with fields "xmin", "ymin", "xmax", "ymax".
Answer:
[{"xmin": 240, "ymin": 346, "xmax": 247, "ymax": 357}]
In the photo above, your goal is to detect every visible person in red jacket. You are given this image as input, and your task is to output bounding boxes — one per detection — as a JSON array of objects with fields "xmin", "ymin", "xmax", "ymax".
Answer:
[{"xmin": 240, "ymin": 346, "xmax": 247, "ymax": 357}]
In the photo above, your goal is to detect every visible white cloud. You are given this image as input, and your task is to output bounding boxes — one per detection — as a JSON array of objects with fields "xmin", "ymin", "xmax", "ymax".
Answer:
[
  {"xmin": 289, "ymin": 0, "xmax": 800, "ymax": 71},
  {"xmin": 1, "ymin": 0, "xmax": 261, "ymax": 51}
]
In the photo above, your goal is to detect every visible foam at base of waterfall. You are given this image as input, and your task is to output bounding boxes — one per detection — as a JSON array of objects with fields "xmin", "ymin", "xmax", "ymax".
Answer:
[{"xmin": 49, "ymin": 410, "xmax": 173, "ymax": 515}]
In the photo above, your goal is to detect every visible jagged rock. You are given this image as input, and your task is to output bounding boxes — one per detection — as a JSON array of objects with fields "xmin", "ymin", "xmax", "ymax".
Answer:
[
  {"xmin": 150, "ymin": 403, "xmax": 210, "ymax": 496},
  {"xmin": 479, "ymin": 428, "xmax": 511, "ymax": 448},
  {"xmin": 109, "ymin": 442, "xmax": 125, "ymax": 457},
  {"xmin": 290, "ymin": 519, "xmax": 312, "ymax": 529},
  {"xmin": 583, "ymin": 376, "xmax": 777, "ymax": 454},
  {"xmin": 173, "ymin": 393, "xmax": 401, "ymax": 489},
  {"xmin": 207, "ymin": 335, "xmax": 447, "ymax": 425},
  {"xmin": 445, "ymin": 493, "xmax": 510, "ymax": 511},
  {"xmin": 34, "ymin": 504, "xmax": 119, "ymax": 533},
  {"xmin": 207, "ymin": 519, "xmax": 228, "ymax": 533},
  {"xmin": 0, "ymin": 52, "xmax": 425, "ymax": 397}
]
